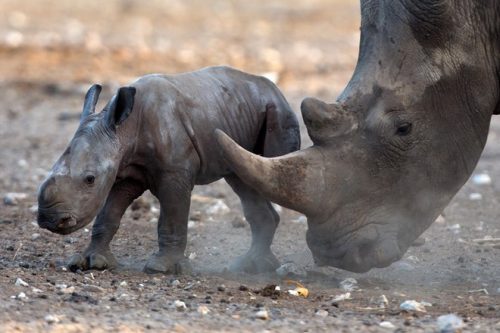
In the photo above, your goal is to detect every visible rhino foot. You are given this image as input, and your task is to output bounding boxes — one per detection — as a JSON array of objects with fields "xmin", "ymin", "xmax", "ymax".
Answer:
[
  {"xmin": 67, "ymin": 249, "xmax": 118, "ymax": 272},
  {"xmin": 143, "ymin": 253, "xmax": 192, "ymax": 274},
  {"xmin": 229, "ymin": 250, "xmax": 280, "ymax": 274}
]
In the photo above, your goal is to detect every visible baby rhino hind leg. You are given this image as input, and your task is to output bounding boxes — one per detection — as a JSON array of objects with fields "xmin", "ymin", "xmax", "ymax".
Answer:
[{"xmin": 225, "ymin": 175, "xmax": 280, "ymax": 274}]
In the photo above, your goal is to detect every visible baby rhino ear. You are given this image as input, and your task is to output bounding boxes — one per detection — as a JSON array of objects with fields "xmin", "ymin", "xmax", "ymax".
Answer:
[{"xmin": 106, "ymin": 87, "xmax": 136, "ymax": 129}]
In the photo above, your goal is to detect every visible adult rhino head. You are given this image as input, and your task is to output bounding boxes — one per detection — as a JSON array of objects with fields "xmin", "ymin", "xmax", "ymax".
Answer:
[{"xmin": 216, "ymin": 0, "xmax": 500, "ymax": 272}]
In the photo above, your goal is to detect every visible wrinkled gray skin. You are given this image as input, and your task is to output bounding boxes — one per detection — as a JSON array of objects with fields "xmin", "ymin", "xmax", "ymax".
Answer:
[
  {"xmin": 37, "ymin": 66, "xmax": 300, "ymax": 274},
  {"xmin": 216, "ymin": 0, "xmax": 500, "ymax": 272}
]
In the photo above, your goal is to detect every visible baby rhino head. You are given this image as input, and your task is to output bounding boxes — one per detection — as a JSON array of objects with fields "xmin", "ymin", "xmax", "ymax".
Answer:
[{"xmin": 37, "ymin": 84, "xmax": 136, "ymax": 234}]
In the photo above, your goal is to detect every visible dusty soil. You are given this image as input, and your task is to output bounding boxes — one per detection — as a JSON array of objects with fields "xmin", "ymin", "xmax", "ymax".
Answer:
[{"xmin": 0, "ymin": 0, "xmax": 499, "ymax": 332}]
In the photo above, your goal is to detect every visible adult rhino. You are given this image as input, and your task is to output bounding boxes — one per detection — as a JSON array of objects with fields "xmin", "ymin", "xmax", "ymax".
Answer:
[{"xmin": 216, "ymin": 0, "xmax": 500, "ymax": 272}]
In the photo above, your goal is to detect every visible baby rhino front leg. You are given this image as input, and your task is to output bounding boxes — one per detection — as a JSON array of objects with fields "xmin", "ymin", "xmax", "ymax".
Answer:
[
  {"xmin": 68, "ymin": 179, "xmax": 145, "ymax": 272},
  {"xmin": 144, "ymin": 173, "xmax": 193, "ymax": 274}
]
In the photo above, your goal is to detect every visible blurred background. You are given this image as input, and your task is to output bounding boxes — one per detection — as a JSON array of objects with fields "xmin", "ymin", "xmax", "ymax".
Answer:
[{"xmin": 0, "ymin": 0, "xmax": 360, "ymax": 97}]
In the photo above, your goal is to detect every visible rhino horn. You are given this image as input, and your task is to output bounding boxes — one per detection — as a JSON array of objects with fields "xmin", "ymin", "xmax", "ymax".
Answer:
[
  {"xmin": 215, "ymin": 129, "xmax": 325, "ymax": 215},
  {"xmin": 81, "ymin": 84, "xmax": 102, "ymax": 122},
  {"xmin": 301, "ymin": 98, "xmax": 357, "ymax": 145}
]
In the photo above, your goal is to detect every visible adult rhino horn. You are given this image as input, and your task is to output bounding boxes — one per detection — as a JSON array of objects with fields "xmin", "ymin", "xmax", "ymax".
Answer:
[
  {"xmin": 301, "ymin": 97, "xmax": 357, "ymax": 145},
  {"xmin": 215, "ymin": 129, "xmax": 325, "ymax": 216},
  {"xmin": 81, "ymin": 84, "xmax": 102, "ymax": 122}
]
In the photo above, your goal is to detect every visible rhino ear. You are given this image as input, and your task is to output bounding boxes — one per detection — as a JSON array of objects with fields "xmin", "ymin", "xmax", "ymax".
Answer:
[
  {"xmin": 106, "ymin": 87, "xmax": 136, "ymax": 129},
  {"xmin": 81, "ymin": 84, "xmax": 102, "ymax": 123}
]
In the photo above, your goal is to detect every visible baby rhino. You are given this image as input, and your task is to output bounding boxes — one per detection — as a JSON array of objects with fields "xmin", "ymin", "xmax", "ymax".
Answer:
[{"xmin": 37, "ymin": 66, "xmax": 300, "ymax": 274}]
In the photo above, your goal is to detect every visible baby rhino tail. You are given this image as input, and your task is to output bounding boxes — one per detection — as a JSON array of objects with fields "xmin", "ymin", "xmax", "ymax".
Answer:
[{"xmin": 256, "ymin": 102, "xmax": 301, "ymax": 158}]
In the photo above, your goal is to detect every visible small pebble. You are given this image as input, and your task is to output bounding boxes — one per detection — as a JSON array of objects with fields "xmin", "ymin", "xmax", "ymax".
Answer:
[
  {"xmin": 174, "ymin": 300, "xmax": 187, "ymax": 311},
  {"xmin": 197, "ymin": 305, "xmax": 210, "ymax": 315},
  {"xmin": 3, "ymin": 192, "xmax": 28, "ymax": 206},
  {"xmin": 472, "ymin": 173, "xmax": 491, "ymax": 185},
  {"xmin": 17, "ymin": 292, "xmax": 27, "ymax": 299},
  {"xmin": 217, "ymin": 285, "xmax": 226, "ymax": 292},
  {"xmin": 379, "ymin": 321, "xmax": 395, "ymax": 329},
  {"xmin": 400, "ymin": 300, "xmax": 429, "ymax": 312},
  {"xmin": 15, "ymin": 278, "xmax": 29, "ymax": 287},
  {"xmin": 437, "ymin": 314, "xmax": 464, "ymax": 333},
  {"xmin": 119, "ymin": 281, "xmax": 128, "ymax": 287},
  {"xmin": 44, "ymin": 314, "xmax": 60, "ymax": 324},
  {"xmin": 469, "ymin": 193, "xmax": 482, "ymax": 201},
  {"xmin": 315, "ymin": 309, "xmax": 328, "ymax": 317},
  {"xmin": 255, "ymin": 309, "xmax": 269, "ymax": 320},
  {"xmin": 339, "ymin": 278, "xmax": 358, "ymax": 291},
  {"xmin": 31, "ymin": 233, "xmax": 41, "ymax": 241}
]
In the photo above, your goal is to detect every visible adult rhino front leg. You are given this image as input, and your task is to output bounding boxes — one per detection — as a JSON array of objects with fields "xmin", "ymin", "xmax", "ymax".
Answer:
[
  {"xmin": 144, "ymin": 172, "xmax": 193, "ymax": 274},
  {"xmin": 225, "ymin": 175, "xmax": 280, "ymax": 273},
  {"xmin": 68, "ymin": 179, "xmax": 146, "ymax": 271}
]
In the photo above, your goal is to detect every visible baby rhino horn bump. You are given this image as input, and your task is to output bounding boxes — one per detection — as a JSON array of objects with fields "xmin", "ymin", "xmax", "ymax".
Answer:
[
  {"xmin": 301, "ymin": 97, "xmax": 357, "ymax": 145},
  {"xmin": 215, "ymin": 129, "xmax": 325, "ymax": 215},
  {"xmin": 81, "ymin": 84, "xmax": 102, "ymax": 122}
]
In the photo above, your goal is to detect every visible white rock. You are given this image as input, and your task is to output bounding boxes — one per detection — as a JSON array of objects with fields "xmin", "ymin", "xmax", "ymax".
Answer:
[
  {"xmin": 188, "ymin": 252, "xmax": 197, "ymax": 260},
  {"xmin": 446, "ymin": 224, "xmax": 461, "ymax": 234},
  {"xmin": 174, "ymin": 300, "xmax": 187, "ymax": 311},
  {"xmin": 376, "ymin": 294, "xmax": 389, "ymax": 308},
  {"xmin": 31, "ymin": 233, "xmax": 41, "ymax": 241},
  {"xmin": 187, "ymin": 220, "xmax": 197, "ymax": 229},
  {"xmin": 119, "ymin": 281, "xmax": 128, "ymax": 287},
  {"xmin": 472, "ymin": 173, "xmax": 492, "ymax": 185},
  {"xmin": 469, "ymin": 193, "xmax": 482, "ymax": 201},
  {"xmin": 32, "ymin": 287, "xmax": 43, "ymax": 293},
  {"xmin": 29, "ymin": 205, "xmax": 38, "ymax": 214},
  {"xmin": 332, "ymin": 292, "xmax": 351, "ymax": 302},
  {"xmin": 437, "ymin": 314, "xmax": 464, "ymax": 333},
  {"xmin": 17, "ymin": 292, "xmax": 27, "ymax": 299},
  {"xmin": 44, "ymin": 314, "xmax": 60, "ymax": 324},
  {"xmin": 255, "ymin": 309, "xmax": 269, "ymax": 320},
  {"xmin": 3, "ymin": 192, "xmax": 28, "ymax": 205},
  {"xmin": 17, "ymin": 159, "xmax": 28, "ymax": 168},
  {"xmin": 339, "ymin": 278, "xmax": 358, "ymax": 291},
  {"xmin": 15, "ymin": 278, "xmax": 29, "ymax": 287},
  {"xmin": 400, "ymin": 300, "xmax": 428, "ymax": 312},
  {"xmin": 379, "ymin": 321, "xmax": 395, "ymax": 329},
  {"xmin": 197, "ymin": 305, "xmax": 210, "ymax": 315},
  {"xmin": 206, "ymin": 200, "xmax": 230, "ymax": 215},
  {"xmin": 315, "ymin": 309, "xmax": 329, "ymax": 317},
  {"xmin": 170, "ymin": 279, "xmax": 181, "ymax": 287}
]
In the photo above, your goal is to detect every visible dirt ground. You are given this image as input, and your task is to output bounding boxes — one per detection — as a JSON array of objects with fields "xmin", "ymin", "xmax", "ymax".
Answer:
[{"xmin": 0, "ymin": 0, "xmax": 499, "ymax": 332}]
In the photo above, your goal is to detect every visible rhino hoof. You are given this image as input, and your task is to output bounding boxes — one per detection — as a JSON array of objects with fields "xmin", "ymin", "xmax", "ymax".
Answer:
[
  {"xmin": 229, "ymin": 251, "xmax": 280, "ymax": 274},
  {"xmin": 143, "ymin": 253, "xmax": 192, "ymax": 275},
  {"xmin": 67, "ymin": 250, "xmax": 117, "ymax": 272}
]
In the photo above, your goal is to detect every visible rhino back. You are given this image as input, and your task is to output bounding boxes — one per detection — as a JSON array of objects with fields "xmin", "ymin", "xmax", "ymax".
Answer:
[{"xmin": 132, "ymin": 67, "xmax": 290, "ymax": 183}]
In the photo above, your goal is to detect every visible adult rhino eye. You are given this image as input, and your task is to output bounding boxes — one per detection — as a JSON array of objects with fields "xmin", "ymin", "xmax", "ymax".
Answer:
[
  {"xmin": 85, "ymin": 175, "xmax": 95, "ymax": 185},
  {"xmin": 395, "ymin": 122, "xmax": 412, "ymax": 136}
]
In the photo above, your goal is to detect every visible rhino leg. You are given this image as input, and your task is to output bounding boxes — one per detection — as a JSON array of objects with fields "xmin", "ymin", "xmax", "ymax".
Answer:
[
  {"xmin": 144, "ymin": 172, "xmax": 193, "ymax": 274},
  {"xmin": 225, "ymin": 175, "xmax": 280, "ymax": 273},
  {"xmin": 68, "ymin": 179, "xmax": 146, "ymax": 272}
]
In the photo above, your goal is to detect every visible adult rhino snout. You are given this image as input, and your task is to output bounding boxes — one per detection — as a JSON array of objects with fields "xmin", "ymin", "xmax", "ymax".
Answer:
[{"xmin": 307, "ymin": 223, "xmax": 404, "ymax": 273}]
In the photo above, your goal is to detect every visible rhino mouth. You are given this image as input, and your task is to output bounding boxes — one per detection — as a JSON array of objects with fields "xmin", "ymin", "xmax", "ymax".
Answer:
[
  {"xmin": 307, "ymin": 222, "xmax": 404, "ymax": 273},
  {"xmin": 37, "ymin": 210, "xmax": 82, "ymax": 235}
]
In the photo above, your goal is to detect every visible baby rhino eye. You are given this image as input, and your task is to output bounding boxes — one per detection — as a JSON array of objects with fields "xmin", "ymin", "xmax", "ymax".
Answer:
[
  {"xmin": 395, "ymin": 122, "xmax": 412, "ymax": 136},
  {"xmin": 84, "ymin": 175, "xmax": 95, "ymax": 185}
]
